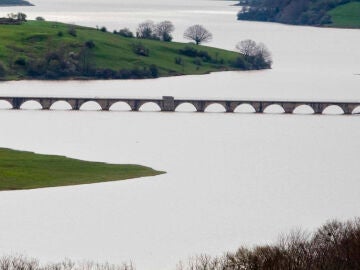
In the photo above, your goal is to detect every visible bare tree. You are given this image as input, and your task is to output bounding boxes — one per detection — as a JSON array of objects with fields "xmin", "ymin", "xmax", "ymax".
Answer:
[
  {"xmin": 255, "ymin": 42, "xmax": 272, "ymax": 64},
  {"xmin": 17, "ymin": 12, "xmax": 27, "ymax": 22},
  {"xmin": 154, "ymin": 20, "xmax": 175, "ymax": 41},
  {"xmin": 235, "ymin": 39, "xmax": 258, "ymax": 58},
  {"xmin": 136, "ymin": 20, "xmax": 155, "ymax": 39},
  {"xmin": 183, "ymin": 25, "xmax": 212, "ymax": 45},
  {"xmin": 236, "ymin": 39, "xmax": 272, "ymax": 66}
]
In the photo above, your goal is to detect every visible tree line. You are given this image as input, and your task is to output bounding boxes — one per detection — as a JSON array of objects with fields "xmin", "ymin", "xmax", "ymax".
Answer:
[
  {"xmin": 0, "ymin": 12, "xmax": 27, "ymax": 24},
  {"xmin": 113, "ymin": 21, "xmax": 213, "ymax": 45}
]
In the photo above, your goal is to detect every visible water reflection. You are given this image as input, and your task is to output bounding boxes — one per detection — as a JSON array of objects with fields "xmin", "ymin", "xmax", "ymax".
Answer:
[
  {"xmin": 293, "ymin": 105, "xmax": 314, "ymax": 114},
  {"xmin": 50, "ymin": 101, "xmax": 72, "ymax": 110},
  {"xmin": 20, "ymin": 100, "xmax": 42, "ymax": 110},
  {"xmin": 234, "ymin": 103, "xmax": 256, "ymax": 113},
  {"xmin": 139, "ymin": 102, "xmax": 161, "ymax": 112},
  {"xmin": 204, "ymin": 103, "xmax": 226, "ymax": 113},
  {"xmin": 79, "ymin": 101, "xmax": 102, "ymax": 111},
  {"xmin": 263, "ymin": 104, "xmax": 285, "ymax": 114},
  {"xmin": 109, "ymin": 102, "xmax": 132, "ymax": 111},
  {"xmin": 322, "ymin": 105, "xmax": 344, "ymax": 115}
]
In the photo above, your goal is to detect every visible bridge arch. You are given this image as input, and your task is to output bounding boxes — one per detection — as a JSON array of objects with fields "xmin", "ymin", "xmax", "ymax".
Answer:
[
  {"xmin": 263, "ymin": 104, "xmax": 285, "ymax": 114},
  {"xmin": 322, "ymin": 105, "xmax": 344, "ymax": 115},
  {"xmin": 234, "ymin": 103, "xmax": 256, "ymax": 113},
  {"xmin": 20, "ymin": 100, "xmax": 43, "ymax": 110},
  {"xmin": 204, "ymin": 103, "xmax": 226, "ymax": 113},
  {"xmin": 109, "ymin": 101, "xmax": 132, "ymax": 111},
  {"xmin": 139, "ymin": 102, "xmax": 161, "ymax": 112},
  {"xmin": 352, "ymin": 106, "xmax": 360, "ymax": 114},
  {"xmin": 175, "ymin": 102, "xmax": 197, "ymax": 112},
  {"xmin": 50, "ymin": 100, "xmax": 72, "ymax": 110},
  {"xmin": 79, "ymin": 101, "xmax": 102, "ymax": 111},
  {"xmin": 0, "ymin": 99, "xmax": 13, "ymax": 109},
  {"xmin": 293, "ymin": 104, "xmax": 315, "ymax": 114}
]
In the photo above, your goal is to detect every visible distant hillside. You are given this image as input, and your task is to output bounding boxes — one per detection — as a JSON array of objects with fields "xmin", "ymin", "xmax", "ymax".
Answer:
[
  {"xmin": 0, "ymin": 0, "xmax": 33, "ymax": 6},
  {"xmin": 237, "ymin": 0, "xmax": 360, "ymax": 28},
  {"xmin": 0, "ymin": 20, "xmax": 270, "ymax": 81}
]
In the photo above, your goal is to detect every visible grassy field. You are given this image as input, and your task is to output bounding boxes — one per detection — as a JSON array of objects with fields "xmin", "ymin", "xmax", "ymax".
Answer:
[
  {"xmin": 0, "ymin": 148, "xmax": 164, "ymax": 191},
  {"xmin": 0, "ymin": 20, "xmax": 250, "ymax": 80},
  {"xmin": 328, "ymin": 1, "xmax": 360, "ymax": 28}
]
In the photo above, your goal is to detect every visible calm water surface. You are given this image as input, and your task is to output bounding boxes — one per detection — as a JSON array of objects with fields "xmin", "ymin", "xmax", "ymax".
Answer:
[{"xmin": 0, "ymin": 0, "xmax": 360, "ymax": 269}]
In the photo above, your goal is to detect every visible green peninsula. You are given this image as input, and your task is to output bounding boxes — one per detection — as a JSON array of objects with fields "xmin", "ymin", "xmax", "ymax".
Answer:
[
  {"xmin": 0, "ymin": 19, "xmax": 270, "ymax": 81},
  {"xmin": 0, "ymin": 148, "xmax": 164, "ymax": 191}
]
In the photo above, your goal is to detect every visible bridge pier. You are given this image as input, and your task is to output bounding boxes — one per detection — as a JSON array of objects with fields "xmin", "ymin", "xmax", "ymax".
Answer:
[
  {"xmin": 192, "ymin": 101, "xmax": 205, "ymax": 112},
  {"xmin": 225, "ymin": 102, "xmax": 234, "ymax": 113},
  {"xmin": 251, "ymin": 102, "xmax": 262, "ymax": 113},
  {"xmin": 11, "ymin": 98, "xmax": 23, "ymax": 109},
  {"xmin": 161, "ymin": 96, "xmax": 175, "ymax": 112},
  {"xmin": 341, "ymin": 104, "xmax": 357, "ymax": 115},
  {"xmin": 282, "ymin": 103, "xmax": 296, "ymax": 114},
  {"xmin": 66, "ymin": 99, "xmax": 78, "ymax": 110},
  {"xmin": 311, "ymin": 103, "xmax": 323, "ymax": 114},
  {"xmin": 97, "ymin": 100, "xmax": 111, "ymax": 111},
  {"xmin": 40, "ymin": 99, "xmax": 52, "ymax": 110}
]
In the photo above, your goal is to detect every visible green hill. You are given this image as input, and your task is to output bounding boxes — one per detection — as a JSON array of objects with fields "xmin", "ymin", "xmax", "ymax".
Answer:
[
  {"xmin": 0, "ymin": 20, "xmax": 269, "ymax": 81},
  {"xmin": 237, "ymin": 0, "xmax": 360, "ymax": 28}
]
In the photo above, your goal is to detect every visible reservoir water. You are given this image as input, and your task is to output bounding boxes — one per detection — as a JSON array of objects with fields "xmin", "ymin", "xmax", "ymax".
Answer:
[{"xmin": 0, "ymin": 0, "xmax": 360, "ymax": 269}]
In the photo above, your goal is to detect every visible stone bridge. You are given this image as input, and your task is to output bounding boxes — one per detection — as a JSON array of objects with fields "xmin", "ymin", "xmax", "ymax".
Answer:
[{"xmin": 0, "ymin": 96, "xmax": 360, "ymax": 114}]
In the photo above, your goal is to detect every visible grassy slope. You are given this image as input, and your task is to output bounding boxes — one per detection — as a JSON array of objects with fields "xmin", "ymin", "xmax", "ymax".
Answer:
[
  {"xmin": 0, "ymin": 148, "xmax": 164, "ymax": 190},
  {"xmin": 328, "ymin": 1, "xmax": 360, "ymax": 28},
  {"xmin": 0, "ymin": 20, "xmax": 243, "ymax": 80}
]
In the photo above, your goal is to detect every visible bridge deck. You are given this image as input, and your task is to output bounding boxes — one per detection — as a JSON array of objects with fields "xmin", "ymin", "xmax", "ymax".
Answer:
[{"xmin": 0, "ymin": 96, "xmax": 359, "ymax": 114}]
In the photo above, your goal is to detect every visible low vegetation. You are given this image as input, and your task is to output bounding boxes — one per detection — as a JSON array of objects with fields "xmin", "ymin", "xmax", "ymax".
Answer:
[
  {"xmin": 237, "ymin": 0, "xmax": 360, "ymax": 28},
  {"xmin": 0, "ymin": 18, "xmax": 271, "ymax": 81},
  {"xmin": 0, "ymin": 148, "xmax": 164, "ymax": 190},
  {"xmin": 0, "ymin": 218, "xmax": 359, "ymax": 269},
  {"xmin": 0, "ymin": 12, "xmax": 27, "ymax": 25}
]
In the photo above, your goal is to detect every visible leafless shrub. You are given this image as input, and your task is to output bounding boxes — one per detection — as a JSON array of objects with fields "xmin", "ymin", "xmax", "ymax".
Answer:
[
  {"xmin": 0, "ymin": 257, "xmax": 133, "ymax": 270},
  {"xmin": 178, "ymin": 255, "xmax": 224, "ymax": 270},
  {"xmin": 154, "ymin": 21, "xmax": 175, "ymax": 41},
  {"xmin": 136, "ymin": 20, "xmax": 155, "ymax": 39},
  {"xmin": 0, "ymin": 255, "xmax": 38, "ymax": 270}
]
